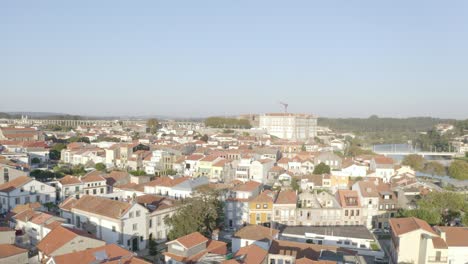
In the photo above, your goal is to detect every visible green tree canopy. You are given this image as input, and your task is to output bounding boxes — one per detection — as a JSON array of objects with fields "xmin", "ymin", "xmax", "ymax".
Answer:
[
  {"xmin": 448, "ymin": 160, "xmax": 468, "ymax": 180},
  {"xmin": 205, "ymin": 117, "xmax": 252, "ymax": 129},
  {"xmin": 313, "ymin": 162, "xmax": 331, "ymax": 174},
  {"xmin": 402, "ymin": 154, "xmax": 425, "ymax": 171},
  {"xmin": 165, "ymin": 188, "xmax": 223, "ymax": 240},
  {"xmin": 31, "ymin": 157, "xmax": 41, "ymax": 164},
  {"xmin": 130, "ymin": 170, "xmax": 146, "ymax": 176},
  {"xmin": 423, "ymin": 161, "xmax": 446, "ymax": 176},
  {"xmin": 95, "ymin": 163, "xmax": 106, "ymax": 171},
  {"xmin": 147, "ymin": 118, "xmax": 159, "ymax": 134},
  {"xmin": 398, "ymin": 209, "xmax": 441, "ymax": 225}
]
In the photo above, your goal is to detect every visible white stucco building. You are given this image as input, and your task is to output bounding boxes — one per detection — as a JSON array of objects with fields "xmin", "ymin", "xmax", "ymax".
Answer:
[{"xmin": 259, "ymin": 113, "xmax": 317, "ymax": 140}]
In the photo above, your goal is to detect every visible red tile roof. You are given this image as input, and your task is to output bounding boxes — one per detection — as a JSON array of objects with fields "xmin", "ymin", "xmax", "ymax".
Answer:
[
  {"xmin": 436, "ymin": 226, "xmax": 468, "ymax": 247},
  {"xmin": 232, "ymin": 181, "xmax": 261, "ymax": 192},
  {"xmin": 51, "ymin": 244, "xmax": 149, "ymax": 264},
  {"xmin": 234, "ymin": 225, "xmax": 279, "ymax": 241},
  {"xmin": 234, "ymin": 244, "xmax": 268, "ymax": 264},
  {"xmin": 275, "ymin": 190, "xmax": 297, "ymax": 204},
  {"xmin": 389, "ymin": 217, "xmax": 437, "ymax": 236},
  {"xmin": 72, "ymin": 195, "xmax": 132, "ymax": 219},
  {"xmin": 0, "ymin": 176, "xmax": 32, "ymax": 192},
  {"xmin": 59, "ymin": 175, "xmax": 82, "ymax": 185},
  {"xmin": 37, "ymin": 226, "xmax": 101, "ymax": 256},
  {"xmin": 172, "ymin": 232, "xmax": 208, "ymax": 249},
  {"xmin": 0, "ymin": 244, "xmax": 27, "ymax": 258}
]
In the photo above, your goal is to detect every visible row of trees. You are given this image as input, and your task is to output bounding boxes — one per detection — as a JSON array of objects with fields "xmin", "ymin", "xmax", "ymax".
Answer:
[
  {"xmin": 205, "ymin": 117, "xmax": 252, "ymax": 129},
  {"xmin": 402, "ymin": 154, "xmax": 468, "ymax": 180},
  {"xmin": 402, "ymin": 154, "xmax": 446, "ymax": 175},
  {"xmin": 398, "ymin": 191, "xmax": 468, "ymax": 226}
]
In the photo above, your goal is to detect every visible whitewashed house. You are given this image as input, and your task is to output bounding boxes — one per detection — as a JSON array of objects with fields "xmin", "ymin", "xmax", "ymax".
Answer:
[{"xmin": 0, "ymin": 176, "xmax": 56, "ymax": 213}]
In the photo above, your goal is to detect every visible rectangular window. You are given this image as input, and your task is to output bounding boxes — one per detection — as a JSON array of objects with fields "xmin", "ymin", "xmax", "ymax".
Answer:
[
  {"xmin": 256, "ymin": 204, "xmax": 260, "ymax": 209},
  {"xmin": 100, "ymin": 188, "xmax": 104, "ymax": 193},
  {"xmin": 112, "ymin": 226, "xmax": 116, "ymax": 232},
  {"xmin": 263, "ymin": 204, "xmax": 268, "ymax": 209},
  {"xmin": 93, "ymin": 189, "xmax": 97, "ymax": 195},
  {"xmin": 129, "ymin": 212, "xmax": 133, "ymax": 218},
  {"xmin": 149, "ymin": 219, "xmax": 152, "ymax": 228},
  {"xmin": 345, "ymin": 210, "xmax": 348, "ymax": 216},
  {"xmin": 25, "ymin": 197, "xmax": 30, "ymax": 203},
  {"xmin": 256, "ymin": 213, "xmax": 260, "ymax": 221},
  {"xmin": 45, "ymin": 195, "xmax": 50, "ymax": 201},
  {"xmin": 356, "ymin": 210, "xmax": 360, "ymax": 216},
  {"xmin": 133, "ymin": 224, "xmax": 137, "ymax": 231},
  {"xmin": 136, "ymin": 210, "xmax": 140, "ymax": 217}
]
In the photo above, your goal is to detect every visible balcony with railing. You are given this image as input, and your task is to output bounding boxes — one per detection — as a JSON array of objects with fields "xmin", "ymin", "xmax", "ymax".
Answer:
[{"xmin": 427, "ymin": 256, "xmax": 448, "ymax": 263}]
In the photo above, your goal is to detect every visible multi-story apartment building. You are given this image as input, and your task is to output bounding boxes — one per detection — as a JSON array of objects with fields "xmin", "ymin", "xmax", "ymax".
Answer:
[
  {"xmin": 296, "ymin": 191, "xmax": 343, "ymax": 226},
  {"xmin": 225, "ymin": 181, "xmax": 262, "ymax": 229},
  {"xmin": 249, "ymin": 190, "xmax": 275, "ymax": 225},
  {"xmin": 0, "ymin": 163, "xmax": 26, "ymax": 184},
  {"xmin": 259, "ymin": 113, "xmax": 317, "ymax": 140},
  {"xmin": 135, "ymin": 194, "xmax": 178, "ymax": 242},
  {"xmin": 81, "ymin": 171, "xmax": 108, "ymax": 196},
  {"xmin": 336, "ymin": 190, "xmax": 366, "ymax": 226},
  {"xmin": 388, "ymin": 217, "xmax": 460, "ymax": 264},
  {"xmin": 57, "ymin": 175, "xmax": 83, "ymax": 200},
  {"xmin": 272, "ymin": 190, "xmax": 297, "ymax": 226},
  {"xmin": 0, "ymin": 176, "xmax": 56, "ymax": 213},
  {"xmin": 62, "ymin": 195, "xmax": 149, "ymax": 252}
]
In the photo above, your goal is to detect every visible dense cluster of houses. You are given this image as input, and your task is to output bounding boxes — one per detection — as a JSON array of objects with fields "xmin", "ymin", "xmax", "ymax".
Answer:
[{"xmin": 0, "ymin": 121, "xmax": 466, "ymax": 264}]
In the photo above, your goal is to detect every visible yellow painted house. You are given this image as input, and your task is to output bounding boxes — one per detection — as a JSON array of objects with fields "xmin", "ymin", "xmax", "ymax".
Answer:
[{"xmin": 248, "ymin": 190, "xmax": 275, "ymax": 225}]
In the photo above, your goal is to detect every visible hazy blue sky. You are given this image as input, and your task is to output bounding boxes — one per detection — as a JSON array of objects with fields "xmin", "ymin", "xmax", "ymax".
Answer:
[{"xmin": 1, "ymin": 1, "xmax": 467, "ymax": 118}]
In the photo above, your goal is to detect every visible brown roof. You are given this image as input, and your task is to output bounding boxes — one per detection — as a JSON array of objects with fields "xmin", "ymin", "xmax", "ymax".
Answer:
[
  {"xmin": 0, "ymin": 244, "xmax": 27, "ymax": 258},
  {"xmin": 436, "ymin": 226, "xmax": 468, "ymax": 247},
  {"xmin": 268, "ymin": 240, "xmax": 337, "ymax": 261},
  {"xmin": 136, "ymin": 194, "xmax": 177, "ymax": 212},
  {"xmin": 251, "ymin": 190, "xmax": 275, "ymax": 203},
  {"xmin": 145, "ymin": 176, "xmax": 190, "ymax": 187},
  {"xmin": 234, "ymin": 244, "xmax": 268, "ymax": 264},
  {"xmin": 234, "ymin": 225, "xmax": 279, "ymax": 241},
  {"xmin": 72, "ymin": 195, "xmax": 132, "ymax": 219},
  {"xmin": 336, "ymin": 190, "xmax": 361, "ymax": 207},
  {"xmin": 432, "ymin": 237, "xmax": 448, "ymax": 249},
  {"xmin": 213, "ymin": 159, "xmax": 229, "ymax": 167},
  {"xmin": 269, "ymin": 166, "xmax": 286, "ymax": 173},
  {"xmin": 172, "ymin": 232, "xmax": 208, "ymax": 249},
  {"xmin": 389, "ymin": 217, "xmax": 437, "ymax": 236},
  {"xmin": 51, "ymin": 244, "xmax": 149, "ymax": 264},
  {"xmin": 59, "ymin": 175, "xmax": 82, "ymax": 185},
  {"xmin": 357, "ymin": 181, "xmax": 379, "ymax": 197},
  {"xmin": 373, "ymin": 156, "xmax": 394, "ymax": 165},
  {"xmin": 0, "ymin": 176, "xmax": 32, "ymax": 192},
  {"xmin": 295, "ymin": 258, "xmax": 335, "ymax": 264},
  {"xmin": 232, "ymin": 181, "xmax": 261, "ymax": 192},
  {"xmin": 37, "ymin": 225, "xmax": 100, "ymax": 256},
  {"xmin": 275, "ymin": 190, "xmax": 297, "ymax": 204},
  {"xmin": 164, "ymin": 239, "xmax": 227, "ymax": 263},
  {"xmin": 81, "ymin": 171, "xmax": 106, "ymax": 183},
  {"xmin": 12, "ymin": 202, "xmax": 41, "ymax": 214},
  {"xmin": 59, "ymin": 196, "xmax": 78, "ymax": 211}
]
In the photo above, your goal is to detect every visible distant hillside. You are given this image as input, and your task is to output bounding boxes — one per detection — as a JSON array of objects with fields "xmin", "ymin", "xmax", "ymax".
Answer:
[{"xmin": 318, "ymin": 116, "xmax": 455, "ymax": 133}]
